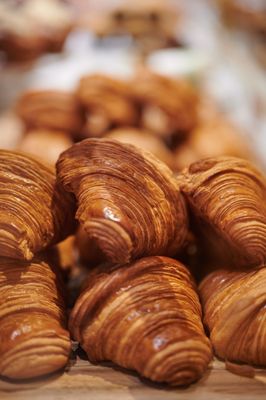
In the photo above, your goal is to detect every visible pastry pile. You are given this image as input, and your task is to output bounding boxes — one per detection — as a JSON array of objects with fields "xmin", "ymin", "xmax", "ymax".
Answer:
[{"xmin": 0, "ymin": 136, "xmax": 265, "ymax": 386}]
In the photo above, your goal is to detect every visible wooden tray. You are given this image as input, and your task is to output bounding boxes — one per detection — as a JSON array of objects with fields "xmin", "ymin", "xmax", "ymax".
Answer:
[{"xmin": 1, "ymin": 356, "xmax": 265, "ymax": 400}]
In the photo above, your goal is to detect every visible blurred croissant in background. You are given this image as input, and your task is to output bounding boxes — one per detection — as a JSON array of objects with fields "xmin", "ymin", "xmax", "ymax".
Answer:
[
  {"xmin": 16, "ymin": 90, "xmax": 84, "ymax": 135},
  {"xmin": 200, "ymin": 266, "xmax": 266, "ymax": 367},
  {"xmin": 18, "ymin": 129, "xmax": 73, "ymax": 166},
  {"xmin": 70, "ymin": 256, "xmax": 212, "ymax": 386},
  {"xmin": 131, "ymin": 71, "xmax": 199, "ymax": 146},
  {"xmin": 57, "ymin": 138, "xmax": 188, "ymax": 264},
  {"xmin": 77, "ymin": 74, "xmax": 139, "ymax": 139}
]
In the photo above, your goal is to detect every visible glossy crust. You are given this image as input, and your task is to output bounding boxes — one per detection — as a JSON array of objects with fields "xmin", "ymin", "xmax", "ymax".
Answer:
[
  {"xmin": 16, "ymin": 90, "xmax": 83, "ymax": 134},
  {"xmin": 70, "ymin": 256, "xmax": 212, "ymax": 386},
  {"xmin": 200, "ymin": 267, "xmax": 266, "ymax": 367},
  {"xmin": 0, "ymin": 254, "xmax": 71, "ymax": 379},
  {"xmin": 57, "ymin": 138, "xmax": 188, "ymax": 264},
  {"xmin": 0, "ymin": 150, "xmax": 76, "ymax": 260},
  {"xmin": 178, "ymin": 156, "xmax": 266, "ymax": 268}
]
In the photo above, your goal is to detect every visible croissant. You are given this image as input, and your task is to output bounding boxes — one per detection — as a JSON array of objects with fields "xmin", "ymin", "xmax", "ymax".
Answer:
[
  {"xmin": 0, "ymin": 150, "xmax": 76, "ymax": 260},
  {"xmin": 57, "ymin": 138, "xmax": 188, "ymax": 264},
  {"xmin": 0, "ymin": 253, "xmax": 71, "ymax": 379},
  {"xmin": 77, "ymin": 74, "xmax": 138, "ymax": 138},
  {"xmin": 199, "ymin": 266, "xmax": 266, "ymax": 367},
  {"xmin": 178, "ymin": 156, "xmax": 266, "ymax": 268},
  {"xmin": 70, "ymin": 256, "xmax": 212, "ymax": 386},
  {"xmin": 105, "ymin": 127, "xmax": 176, "ymax": 170},
  {"xmin": 18, "ymin": 129, "xmax": 73, "ymax": 165},
  {"xmin": 131, "ymin": 71, "xmax": 198, "ymax": 143},
  {"xmin": 16, "ymin": 90, "xmax": 83, "ymax": 134}
]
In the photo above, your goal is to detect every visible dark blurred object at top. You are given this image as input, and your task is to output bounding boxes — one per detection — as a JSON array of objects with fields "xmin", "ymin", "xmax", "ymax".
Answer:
[
  {"xmin": 217, "ymin": 0, "xmax": 266, "ymax": 34},
  {"xmin": 81, "ymin": 0, "xmax": 182, "ymax": 54},
  {"xmin": 216, "ymin": 0, "xmax": 266, "ymax": 67},
  {"xmin": 0, "ymin": 0, "xmax": 74, "ymax": 63}
]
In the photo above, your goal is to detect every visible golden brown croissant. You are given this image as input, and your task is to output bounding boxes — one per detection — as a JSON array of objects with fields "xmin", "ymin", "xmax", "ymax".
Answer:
[
  {"xmin": 77, "ymin": 74, "xmax": 138, "ymax": 138},
  {"xmin": 199, "ymin": 267, "xmax": 266, "ymax": 367},
  {"xmin": 57, "ymin": 138, "xmax": 188, "ymax": 264},
  {"xmin": 16, "ymin": 90, "xmax": 83, "ymax": 134},
  {"xmin": 0, "ymin": 150, "xmax": 76, "ymax": 260},
  {"xmin": 0, "ymin": 253, "xmax": 71, "ymax": 379},
  {"xmin": 105, "ymin": 127, "xmax": 176, "ymax": 170},
  {"xmin": 178, "ymin": 156, "xmax": 266, "ymax": 268},
  {"xmin": 70, "ymin": 256, "xmax": 212, "ymax": 386},
  {"xmin": 131, "ymin": 71, "xmax": 198, "ymax": 142},
  {"xmin": 18, "ymin": 129, "xmax": 73, "ymax": 166}
]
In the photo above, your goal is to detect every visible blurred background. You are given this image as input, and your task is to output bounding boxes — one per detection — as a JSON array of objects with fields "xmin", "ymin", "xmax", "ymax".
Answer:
[{"xmin": 0, "ymin": 0, "xmax": 265, "ymax": 170}]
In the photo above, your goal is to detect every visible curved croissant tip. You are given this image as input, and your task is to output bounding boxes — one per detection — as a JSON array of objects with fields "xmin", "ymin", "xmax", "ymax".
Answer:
[
  {"xmin": 0, "ymin": 335, "xmax": 70, "ymax": 379},
  {"xmin": 83, "ymin": 218, "xmax": 133, "ymax": 264}
]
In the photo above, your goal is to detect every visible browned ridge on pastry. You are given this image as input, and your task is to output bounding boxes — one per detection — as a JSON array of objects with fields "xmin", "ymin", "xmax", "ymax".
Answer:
[
  {"xmin": 70, "ymin": 256, "xmax": 212, "ymax": 386},
  {"xmin": 200, "ymin": 267, "xmax": 266, "ymax": 367},
  {"xmin": 0, "ymin": 150, "xmax": 76, "ymax": 260},
  {"xmin": 16, "ymin": 90, "xmax": 83, "ymax": 134},
  {"xmin": 178, "ymin": 156, "xmax": 266, "ymax": 268},
  {"xmin": 57, "ymin": 138, "xmax": 188, "ymax": 264},
  {"xmin": 0, "ymin": 254, "xmax": 71, "ymax": 379}
]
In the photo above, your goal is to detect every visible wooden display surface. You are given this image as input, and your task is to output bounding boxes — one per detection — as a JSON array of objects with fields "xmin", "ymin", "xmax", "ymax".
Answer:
[{"xmin": 1, "ymin": 354, "xmax": 265, "ymax": 400}]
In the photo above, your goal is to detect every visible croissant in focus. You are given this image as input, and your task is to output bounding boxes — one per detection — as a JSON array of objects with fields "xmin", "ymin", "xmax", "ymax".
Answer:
[
  {"xmin": 0, "ymin": 254, "xmax": 71, "ymax": 379},
  {"xmin": 70, "ymin": 256, "xmax": 212, "ymax": 386},
  {"xmin": 200, "ymin": 267, "xmax": 266, "ymax": 367},
  {"xmin": 16, "ymin": 90, "xmax": 83, "ymax": 134},
  {"xmin": 178, "ymin": 156, "xmax": 266, "ymax": 268},
  {"xmin": 0, "ymin": 150, "xmax": 76, "ymax": 260},
  {"xmin": 57, "ymin": 139, "xmax": 188, "ymax": 264}
]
